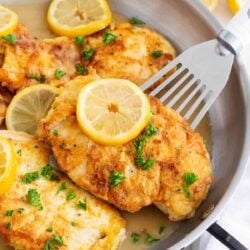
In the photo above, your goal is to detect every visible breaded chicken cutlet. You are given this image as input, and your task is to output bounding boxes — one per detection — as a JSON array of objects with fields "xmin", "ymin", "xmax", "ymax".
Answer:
[
  {"xmin": 0, "ymin": 130, "xmax": 126, "ymax": 250},
  {"xmin": 39, "ymin": 76, "xmax": 214, "ymax": 221},
  {"xmin": 0, "ymin": 23, "xmax": 175, "ymax": 92}
]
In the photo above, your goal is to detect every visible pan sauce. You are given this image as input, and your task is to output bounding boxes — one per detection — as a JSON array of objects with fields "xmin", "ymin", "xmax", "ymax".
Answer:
[{"xmin": 1, "ymin": 1, "xmax": 212, "ymax": 249}]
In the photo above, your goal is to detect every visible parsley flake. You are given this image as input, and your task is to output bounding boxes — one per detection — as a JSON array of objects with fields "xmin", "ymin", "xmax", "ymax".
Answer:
[
  {"xmin": 152, "ymin": 50, "xmax": 163, "ymax": 58},
  {"xmin": 5, "ymin": 210, "xmax": 14, "ymax": 217},
  {"xmin": 53, "ymin": 130, "xmax": 59, "ymax": 137},
  {"xmin": 71, "ymin": 222, "xmax": 77, "ymax": 227},
  {"xmin": 177, "ymin": 172, "xmax": 199, "ymax": 199},
  {"xmin": 7, "ymin": 222, "xmax": 12, "ymax": 230},
  {"xmin": 46, "ymin": 227, "xmax": 53, "ymax": 233},
  {"xmin": 81, "ymin": 48, "xmax": 95, "ymax": 61},
  {"xmin": 76, "ymin": 63, "xmax": 88, "ymax": 75},
  {"xmin": 102, "ymin": 29, "xmax": 117, "ymax": 44},
  {"xmin": 56, "ymin": 182, "xmax": 66, "ymax": 195},
  {"xmin": 129, "ymin": 17, "xmax": 145, "ymax": 26},
  {"xmin": 77, "ymin": 199, "xmax": 87, "ymax": 210},
  {"xmin": 75, "ymin": 36, "xmax": 86, "ymax": 45},
  {"xmin": 17, "ymin": 149, "xmax": 22, "ymax": 156},
  {"xmin": 159, "ymin": 225, "xmax": 165, "ymax": 234},
  {"xmin": 44, "ymin": 234, "xmax": 65, "ymax": 250},
  {"xmin": 131, "ymin": 232, "xmax": 141, "ymax": 243},
  {"xmin": 22, "ymin": 171, "xmax": 40, "ymax": 184},
  {"xmin": 66, "ymin": 191, "xmax": 76, "ymax": 201},
  {"xmin": 2, "ymin": 34, "xmax": 16, "ymax": 44},
  {"xmin": 26, "ymin": 188, "xmax": 43, "ymax": 211},
  {"xmin": 41, "ymin": 163, "xmax": 59, "ymax": 181},
  {"xmin": 27, "ymin": 73, "xmax": 46, "ymax": 83},
  {"xmin": 109, "ymin": 171, "xmax": 125, "ymax": 188},
  {"xmin": 145, "ymin": 233, "xmax": 160, "ymax": 245},
  {"xmin": 54, "ymin": 69, "xmax": 66, "ymax": 80},
  {"xmin": 18, "ymin": 208, "xmax": 24, "ymax": 214}
]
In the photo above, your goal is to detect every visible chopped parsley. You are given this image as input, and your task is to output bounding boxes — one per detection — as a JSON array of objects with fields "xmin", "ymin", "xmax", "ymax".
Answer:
[
  {"xmin": 81, "ymin": 48, "xmax": 95, "ymax": 61},
  {"xmin": 102, "ymin": 29, "xmax": 117, "ymax": 44},
  {"xmin": 54, "ymin": 69, "xmax": 66, "ymax": 80},
  {"xmin": 5, "ymin": 210, "xmax": 14, "ymax": 217},
  {"xmin": 22, "ymin": 171, "xmax": 40, "ymax": 184},
  {"xmin": 26, "ymin": 188, "xmax": 43, "ymax": 211},
  {"xmin": 41, "ymin": 163, "xmax": 59, "ymax": 181},
  {"xmin": 46, "ymin": 227, "xmax": 53, "ymax": 233},
  {"xmin": 109, "ymin": 171, "xmax": 125, "ymax": 188},
  {"xmin": 145, "ymin": 233, "xmax": 160, "ymax": 245},
  {"xmin": 152, "ymin": 50, "xmax": 163, "ymax": 58},
  {"xmin": 2, "ymin": 34, "xmax": 16, "ymax": 44},
  {"xmin": 134, "ymin": 122, "xmax": 159, "ymax": 170},
  {"xmin": 159, "ymin": 225, "xmax": 165, "ymax": 234},
  {"xmin": 71, "ymin": 222, "xmax": 77, "ymax": 227},
  {"xmin": 131, "ymin": 232, "xmax": 141, "ymax": 243},
  {"xmin": 56, "ymin": 182, "xmax": 66, "ymax": 195},
  {"xmin": 77, "ymin": 199, "xmax": 87, "ymax": 210},
  {"xmin": 59, "ymin": 142, "xmax": 65, "ymax": 150},
  {"xmin": 76, "ymin": 63, "xmax": 88, "ymax": 75},
  {"xmin": 75, "ymin": 35, "xmax": 86, "ymax": 45},
  {"xmin": 53, "ymin": 130, "xmax": 59, "ymax": 137},
  {"xmin": 129, "ymin": 17, "xmax": 145, "ymax": 26},
  {"xmin": 7, "ymin": 222, "xmax": 12, "ymax": 230},
  {"xmin": 27, "ymin": 73, "xmax": 46, "ymax": 83},
  {"xmin": 17, "ymin": 149, "xmax": 22, "ymax": 156},
  {"xmin": 44, "ymin": 234, "xmax": 65, "ymax": 250},
  {"xmin": 18, "ymin": 208, "xmax": 25, "ymax": 214},
  {"xmin": 66, "ymin": 191, "xmax": 76, "ymax": 201},
  {"xmin": 177, "ymin": 172, "xmax": 199, "ymax": 199}
]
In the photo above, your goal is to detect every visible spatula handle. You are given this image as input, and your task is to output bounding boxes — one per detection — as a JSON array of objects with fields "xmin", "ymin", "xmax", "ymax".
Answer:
[{"xmin": 218, "ymin": 0, "xmax": 250, "ymax": 55}]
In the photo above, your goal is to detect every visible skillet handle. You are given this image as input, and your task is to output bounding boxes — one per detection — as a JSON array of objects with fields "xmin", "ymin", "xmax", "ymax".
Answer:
[{"xmin": 207, "ymin": 222, "xmax": 248, "ymax": 250}]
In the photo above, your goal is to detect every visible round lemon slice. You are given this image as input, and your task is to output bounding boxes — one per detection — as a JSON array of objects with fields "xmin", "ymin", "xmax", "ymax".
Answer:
[
  {"xmin": 227, "ymin": 0, "xmax": 246, "ymax": 13},
  {"xmin": 47, "ymin": 0, "xmax": 112, "ymax": 37},
  {"xmin": 0, "ymin": 4, "xmax": 18, "ymax": 36},
  {"xmin": 77, "ymin": 79, "xmax": 150, "ymax": 146},
  {"xmin": 0, "ymin": 136, "xmax": 17, "ymax": 194},
  {"xmin": 6, "ymin": 85, "xmax": 60, "ymax": 135},
  {"xmin": 201, "ymin": 0, "xmax": 220, "ymax": 11}
]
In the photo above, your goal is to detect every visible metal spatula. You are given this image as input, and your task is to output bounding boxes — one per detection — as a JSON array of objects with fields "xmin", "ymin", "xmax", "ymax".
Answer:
[{"xmin": 141, "ymin": 1, "xmax": 250, "ymax": 129}]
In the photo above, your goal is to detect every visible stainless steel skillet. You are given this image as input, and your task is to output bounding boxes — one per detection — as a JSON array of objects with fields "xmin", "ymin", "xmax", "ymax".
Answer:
[{"xmin": 110, "ymin": 0, "xmax": 250, "ymax": 249}]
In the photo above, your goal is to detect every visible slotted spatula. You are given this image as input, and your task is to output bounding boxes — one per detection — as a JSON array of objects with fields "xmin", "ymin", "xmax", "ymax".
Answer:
[{"xmin": 141, "ymin": 1, "xmax": 250, "ymax": 129}]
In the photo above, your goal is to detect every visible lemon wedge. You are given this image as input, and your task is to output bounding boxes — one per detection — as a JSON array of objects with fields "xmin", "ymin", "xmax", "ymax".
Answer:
[
  {"xmin": 0, "ymin": 5, "xmax": 18, "ymax": 36},
  {"xmin": 6, "ymin": 85, "xmax": 60, "ymax": 135},
  {"xmin": 0, "ymin": 136, "xmax": 17, "ymax": 194},
  {"xmin": 77, "ymin": 79, "xmax": 150, "ymax": 146},
  {"xmin": 227, "ymin": 0, "xmax": 246, "ymax": 13},
  {"xmin": 47, "ymin": 0, "xmax": 112, "ymax": 37},
  {"xmin": 201, "ymin": 0, "xmax": 220, "ymax": 11}
]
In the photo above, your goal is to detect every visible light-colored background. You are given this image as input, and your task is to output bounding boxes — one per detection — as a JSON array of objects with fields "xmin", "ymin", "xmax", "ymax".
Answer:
[{"xmin": 190, "ymin": 1, "xmax": 250, "ymax": 249}]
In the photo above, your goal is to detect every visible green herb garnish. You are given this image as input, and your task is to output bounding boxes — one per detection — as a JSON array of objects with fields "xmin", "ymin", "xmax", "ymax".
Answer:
[
  {"xmin": 177, "ymin": 172, "xmax": 199, "ymax": 199},
  {"xmin": 109, "ymin": 171, "xmax": 125, "ymax": 188},
  {"xmin": 131, "ymin": 232, "xmax": 141, "ymax": 243},
  {"xmin": 22, "ymin": 171, "xmax": 40, "ymax": 184},
  {"xmin": 77, "ymin": 199, "xmax": 87, "ymax": 210},
  {"xmin": 71, "ymin": 222, "xmax": 77, "ymax": 227},
  {"xmin": 56, "ymin": 182, "xmax": 66, "ymax": 195},
  {"xmin": 152, "ymin": 50, "xmax": 163, "ymax": 58},
  {"xmin": 54, "ymin": 69, "xmax": 66, "ymax": 80},
  {"xmin": 129, "ymin": 17, "xmax": 145, "ymax": 25},
  {"xmin": 18, "ymin": 208, "xmax": 24, "ymax": 214},
  {"xmin": 75, "ymin": 35, "xmax": 86, "ymax": 45},
  {"xmin": 27, "ymin": 73, "xmax": 46, "ymax": 83},
  {"xmin": 66, "ymin": 191, "xmax": 76, "ymax": 201},
  {"xmin": 5, "ymin": 210, "xmax": 14, "ymax": 217},
  {"xmin": 26, "ymin": 188, "xmax": 43, "ymax": 211},
  {"xmin": 44, "ymin": 234, "xmax": 65, "ymax": 250},
  {"xmin": 81, "ymin": 48, "xmax": 94, "ymax": 61},
  {"xmin": 7, "ymin": 222, "xmax": 12, "ymax": 230},
  {"xmin": 53, "ymin": 130, "xmax": 59, "ymax": 137},
  {"xmin": 76, "ymin": 63, "xmax": 88, "ymax": 75},
  {"xmin": 2, "ymin": 34, "xmax": 16, "ymax": 44},
  {"xmin": 145, "ymin": 233, "xmax": 160, "ymax": 245},
  {"xmin": 46, "ymin": 227, "xmax": 53, "ymax": 233},
  {"xmin": 17, "ymin": 149, "xmax": 22, "ymax": 156},
  {"xmin": 102, "ymin": 29, "xmax": 117, "ymax": 44},
  {"xmin": 41, "ymin": 163, "xmax": 59, "ymax": 181},
  {"xmin": 159, "ymin": 225, "xmax": 165, "ymax": 234}
]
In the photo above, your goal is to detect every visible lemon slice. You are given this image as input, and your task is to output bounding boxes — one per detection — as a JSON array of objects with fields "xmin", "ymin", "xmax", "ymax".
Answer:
[
  {"xmin": 6, "ymin": 85, "xmax": 60, "ymax": 135},
  {"xmin": 0, "ymin": 136, "xmax": 17, "ymax": 194},
  {"xmin": 201, "ymin": 0, "xmax": 220, "ymax": 11},
  {"xmin": 77, "ymin": 79, "xmax": 150, "ymax": 146},
  {"xmin": 227, "ymin": 0, "xmax": 246, "ymax": 13},
  {"xmin": 0, "ymin": 5, "xmax": 18, "ymax": 36},
  {"xmin": 47, "ymin": 0, "xmax": 112, "ymax": 37}
]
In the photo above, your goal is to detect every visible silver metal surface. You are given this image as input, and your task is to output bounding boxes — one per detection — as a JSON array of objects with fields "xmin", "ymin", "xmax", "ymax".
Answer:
[{"xmin": 109, "ymin": 0, "xmax": 250, "ymax": 249}]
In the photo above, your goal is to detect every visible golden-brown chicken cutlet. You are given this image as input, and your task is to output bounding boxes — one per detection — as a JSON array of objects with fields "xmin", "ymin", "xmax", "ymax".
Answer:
[
  {"xmin": 39, "ymin": 76, "xmax": 213, "ymax": 221},
  {"xmin": 0, "ymin": 130, "xmax": 126, "ymax": 250},
  {"xmin": 0, "ymin": 23, "xmax": 175, "ymax": 92}
]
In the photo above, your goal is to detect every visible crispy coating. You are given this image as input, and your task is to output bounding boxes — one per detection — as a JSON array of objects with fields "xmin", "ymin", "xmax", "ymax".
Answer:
[
  {"xmin": 0, "ymin": 131, "xmax": 126, "ymax": 250},
  {"xmin": 0, "ymin": 23, "xmax": 175, "ymax": 92},
  {"xmin": 39, "ymin": 76, "xmax": 213, "ymax": 221}
]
